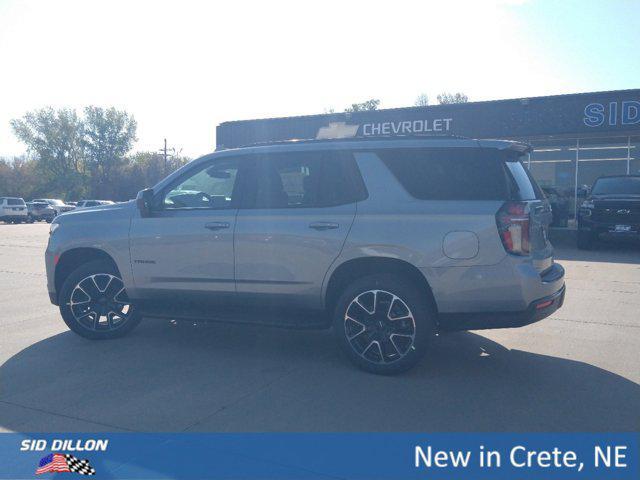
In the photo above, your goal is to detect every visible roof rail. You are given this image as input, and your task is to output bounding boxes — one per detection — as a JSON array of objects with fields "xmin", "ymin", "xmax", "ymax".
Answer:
[{"xmin": 218, "ymin": 134, "xmax": 470, "ymax": 150}]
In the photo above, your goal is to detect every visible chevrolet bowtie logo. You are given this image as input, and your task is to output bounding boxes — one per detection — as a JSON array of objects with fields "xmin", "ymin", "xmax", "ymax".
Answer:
[{"xmin": 316, "ymin": 122, "xmax": 359, "ymax": 140}]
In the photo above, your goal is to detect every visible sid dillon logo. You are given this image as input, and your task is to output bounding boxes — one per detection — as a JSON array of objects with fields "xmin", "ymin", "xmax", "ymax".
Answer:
[{"xmin": 21, "ymin": 439, "xmax": 107, "ymax": 476}]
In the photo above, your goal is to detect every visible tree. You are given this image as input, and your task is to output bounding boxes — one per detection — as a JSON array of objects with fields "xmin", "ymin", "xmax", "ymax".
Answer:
[
  {"xmin": 437, "ymin": 92, "xmax": 469, "ymax": 104},
  {"xmin": 10, "ymin": 107, "xmax": 86, "ymax": 198},
  {"xmin": 414, "ymin": 93, "xmax": 429, "ymax": 107},
  {"xmin": 345, "ymin": 99, "xmax": 380, "ymax": 112},
  {"xmin": 110, "ymin": 151, "xmax": 190, "ymax": 201},
  {"xmin": 83, "ymin": 106, "xmax": 137, "ymax": 199},
  {"xmin": 0, "ymin": 156, "xmax": 43, "ymax": 200}
]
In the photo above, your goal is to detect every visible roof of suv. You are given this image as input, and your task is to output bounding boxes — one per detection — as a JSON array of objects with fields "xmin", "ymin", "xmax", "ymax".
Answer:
[
  {"xmin": 214, "ymin": 136, "xmax": 531, "ymax": 157},
  {"xmin": 595, "ymin": 174, "xmax": 640, "ymax": 179}
]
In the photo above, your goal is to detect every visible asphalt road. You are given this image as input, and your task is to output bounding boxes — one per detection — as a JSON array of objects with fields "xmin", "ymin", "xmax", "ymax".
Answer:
[{"xmin": 1, "ymin": 223, "xmax": 639, "ymax": 432}]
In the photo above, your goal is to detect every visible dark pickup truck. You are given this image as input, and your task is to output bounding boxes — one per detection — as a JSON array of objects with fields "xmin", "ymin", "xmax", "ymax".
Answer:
[{"xmin": 577, "ymin": 175, "xmax": 640, "ymax": 249}]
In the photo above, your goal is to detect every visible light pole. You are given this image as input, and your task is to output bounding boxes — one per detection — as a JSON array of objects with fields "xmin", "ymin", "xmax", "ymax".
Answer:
[{"xmin": 158, "ymin": 138, "xmax": 176, "ymax": 176}]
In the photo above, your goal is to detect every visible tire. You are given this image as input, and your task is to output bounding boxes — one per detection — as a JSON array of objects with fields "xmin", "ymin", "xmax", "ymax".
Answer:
[
  {"xmin": 59, "ymin": 260, "xmax": 142, "ymax": 340},
  {"xmin": 577, "ymin": 230, "xmax": 595, "ymax": 250},
  {"xmin": 333, "ymin": 273, "xmax": 436, "ymax": 374}
]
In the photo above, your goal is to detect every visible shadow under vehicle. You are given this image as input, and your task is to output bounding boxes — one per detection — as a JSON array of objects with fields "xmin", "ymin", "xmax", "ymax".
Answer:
[{"xmin": 0, "ymin": 324, "xmax": 638, "ymax": 433}]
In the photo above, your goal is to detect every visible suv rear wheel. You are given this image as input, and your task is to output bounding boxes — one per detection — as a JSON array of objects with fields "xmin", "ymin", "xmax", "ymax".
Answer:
[
  {"xmin": 59, "ymin": 260, "xmax": 142, "ymax": 339},
  {"xmin": 333, "ymin": 274, "xmax": 435, "ymax": 374}
]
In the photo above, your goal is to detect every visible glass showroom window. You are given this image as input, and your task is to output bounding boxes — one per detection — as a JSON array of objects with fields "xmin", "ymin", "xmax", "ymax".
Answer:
[
  {"xmin": 630, "ymin": 136, "xmax": 640, "ymax": 176},
  {"xmin": 575, "ymin": 137, "xmax": 630, "ymax": 214},
  {"xmin": 528, "ymin": 139, "xmax": 576, "ymax": 228}
]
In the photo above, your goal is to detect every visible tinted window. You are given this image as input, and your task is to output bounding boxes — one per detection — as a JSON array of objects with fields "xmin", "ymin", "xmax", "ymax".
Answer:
[
  {"xmin": 379, "ymin": 148, "xmax": 509, "ymax": 201},
  {"xmin": 163, "ymin": 158, "xmax": 240, "ymax": 209},
  {"xmin": 7, "ymin": 198, "xmax": 25, "ymax": 206},
  {"xmin": 505, "ymin": 158, "xmax": 542, "ymax": 200},
  {"xmin": 252, "ymin": 152, "xmax": 366, "ymax": 209},
  {"xmin": 592, "ymin": 176, "xmax": 640, "ymax": 195}
]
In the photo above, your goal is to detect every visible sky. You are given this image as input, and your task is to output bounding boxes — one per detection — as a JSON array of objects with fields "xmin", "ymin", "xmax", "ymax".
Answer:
[{"xmin": 0, "ymin": 0, "xmax": 639, "ymax": 159}]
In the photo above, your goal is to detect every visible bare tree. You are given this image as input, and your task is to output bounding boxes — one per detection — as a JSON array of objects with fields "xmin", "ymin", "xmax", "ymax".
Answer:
[
  {"xmin": 414, "ymin": 93, "xmax": 429, "ymax": 107},
  {"xmin": 437, "ymin": 92, "xmax": 469, "ymax": 104},
  {"xmin": 345, "ymin": 99, "xmax": 380, "ymax": 112}
]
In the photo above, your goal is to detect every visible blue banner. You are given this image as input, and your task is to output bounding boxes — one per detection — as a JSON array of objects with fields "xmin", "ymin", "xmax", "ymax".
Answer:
[{"xmin": 1, "ymin": 433, "xmax": 637, "ymax": 479}]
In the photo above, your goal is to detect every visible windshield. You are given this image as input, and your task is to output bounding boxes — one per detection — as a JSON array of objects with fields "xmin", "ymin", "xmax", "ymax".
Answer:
[
  {"xmin": 591, "ymin": 177, "xmax": 640, "ymax": 196},
  {"xmin": 48, "ymin": 199, "xmax": 65, "ymax": 205}
]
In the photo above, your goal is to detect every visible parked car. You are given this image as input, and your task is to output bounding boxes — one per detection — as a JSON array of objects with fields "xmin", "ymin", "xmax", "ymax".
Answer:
[
  {"xmin": 577, "ymin": 175, "xmax": 640, "ymax": 249},
  {"xmin": 32, "ymin": 198, "xmax": 75, "ymax": 216},
  {"xmin": 66, "ymin": 201, "xmax": 78, "ymax": 207},
  {"xmin": 26, "ymin": 201, "xmax": 56, "ymax": 223},
  {"xmin": 75, "ymin": 200, "xmax": 115, "ymax": 209},
  {"xmin": 46, "ymin": 137, "xmax": 565, "ymax": 374},
  {"xmin": 0, "ymin": 197, "xmax": 28, "ymax": 223}
]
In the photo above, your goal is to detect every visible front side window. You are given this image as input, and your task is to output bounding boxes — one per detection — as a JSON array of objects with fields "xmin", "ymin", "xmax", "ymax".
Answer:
[
  {"xmin": 7, "ymin": 198, "xmax": 25, "ymax": 206},
  {"xmin": 163, "ymin": 159, "xmax": 240, "ymax": 209},
  {"xmin": 252, "ymin": 152, "xmax": 366, "ymax": 209}
]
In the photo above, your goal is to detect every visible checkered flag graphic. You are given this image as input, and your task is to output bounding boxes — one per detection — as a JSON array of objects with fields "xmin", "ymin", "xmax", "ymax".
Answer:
[{"xmin": 65, "ymin": 454, "xmax": 96, "ymax": 476}]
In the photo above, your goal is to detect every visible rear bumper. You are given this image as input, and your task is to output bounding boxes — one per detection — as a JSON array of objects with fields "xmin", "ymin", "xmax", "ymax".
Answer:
[
  {"xmin": 438, "ymin": 283, "xmax": 565, "ymax": 332},
  {"xmin": 579, "ymin": 218, "xmax": 640, "ymax": 237},
  {"xmin": 1, "ymin": 214, "xmax": 28, "ymax": 221}
]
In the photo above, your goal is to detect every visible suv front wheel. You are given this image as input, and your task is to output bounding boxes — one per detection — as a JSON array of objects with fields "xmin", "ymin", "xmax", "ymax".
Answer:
[
  {"xmin": 59, "ymin": 260, "xmax": 142, "ymax": 339},
  {"xmin": 333, "ymin": 274, "xmax": 435, "ymax": 374}
]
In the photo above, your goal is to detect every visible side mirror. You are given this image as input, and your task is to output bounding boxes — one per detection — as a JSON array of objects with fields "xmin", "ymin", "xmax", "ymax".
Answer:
[{"xmin": 136, "ymin": 188, "xmax": 154, "ymax": 218}]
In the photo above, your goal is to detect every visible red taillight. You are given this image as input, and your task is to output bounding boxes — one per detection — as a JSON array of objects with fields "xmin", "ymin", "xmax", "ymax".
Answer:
[
  {"xmin": 536, "ymin": 299, "xmax": 554, "ymax": 310},
  {"xmin": 496, "ymin": 202, "xmax": 530, "ymax": 256}
]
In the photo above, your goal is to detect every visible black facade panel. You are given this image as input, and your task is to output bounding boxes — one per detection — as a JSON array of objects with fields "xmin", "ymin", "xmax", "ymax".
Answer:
[{"xmin": 216, "ymin": 89, "xmax": 640, "ymax": 149}]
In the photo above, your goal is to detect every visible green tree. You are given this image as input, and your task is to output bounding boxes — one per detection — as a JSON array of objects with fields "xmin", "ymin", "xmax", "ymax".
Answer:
[
  {"xmin": 10, "ymin": 107, "xmax": 86, "ymax": 198},
  {"xmin": 0, "ymin": 156, "xmax": 43, "ymax": 200},
  {"xmin": 437, "ymin": 92, "xmax": 469, "ymax": 104},
  {"xmin": 345, "ymin": 99, "xmax": 380, "ymax": 112},
  {"xmin": 83, "ymin": 106, "xmax": 137, "ymax": 199},
  {"xmin": 111, "ymin": 151, "xmax": 190, "ymax": 201}
]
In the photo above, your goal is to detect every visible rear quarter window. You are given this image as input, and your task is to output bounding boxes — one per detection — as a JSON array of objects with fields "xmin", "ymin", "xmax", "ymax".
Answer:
[
  {"xmin": 504, "ymin": 155, "xmax": 542, "ymax": 200},
  {"xmin": 378, "ymin": 148, "xmax": 509, "ymax": 201}
]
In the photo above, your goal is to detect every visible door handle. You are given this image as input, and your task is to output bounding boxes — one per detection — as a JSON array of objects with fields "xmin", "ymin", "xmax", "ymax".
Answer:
[
  {"xmin": 205, "ymin": 221, "xmax": 230, "ymax": 230},
  {"xmin": 309, "ymin": 222, "xmax": 339, "ymax": 231}
]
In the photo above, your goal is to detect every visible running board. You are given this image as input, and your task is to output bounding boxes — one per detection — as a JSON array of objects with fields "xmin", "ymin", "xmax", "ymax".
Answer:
[{"xmin": 137, "ymin": 301, "xmax": 330, "ymax": 330}]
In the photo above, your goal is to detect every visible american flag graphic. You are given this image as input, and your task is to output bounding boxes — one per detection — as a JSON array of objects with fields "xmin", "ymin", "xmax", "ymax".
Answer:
[{"xmin": 36, "ymin": 453, "xmax": 96, "ymax": 475}]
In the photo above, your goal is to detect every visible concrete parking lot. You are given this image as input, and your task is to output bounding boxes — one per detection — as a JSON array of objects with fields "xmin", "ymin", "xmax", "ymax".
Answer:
[{"xmin": 1, "ymin": 223, "xmax": 638, "ymax": 432}]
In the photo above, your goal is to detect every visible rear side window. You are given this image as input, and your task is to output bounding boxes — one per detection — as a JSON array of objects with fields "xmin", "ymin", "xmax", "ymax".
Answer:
[
  {"xmin": 7, "ymin": 198, "xmax": 25, "ymax": 206},
  {"xmin": 504, "ymin": 158, "xmax": 542, "ymax": 200},
  {"xmin": 251, "ymin": 151, "xmax": 367, "ymax": 209},
  {"xmin": 378, "ymin": 148, "xmax": 509, "ymax": 201}
]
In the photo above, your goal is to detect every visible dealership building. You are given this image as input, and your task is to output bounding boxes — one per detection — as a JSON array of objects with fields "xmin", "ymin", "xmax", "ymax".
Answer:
[{"xmin": 217, "ymin": 88, "xmax": 640, "ymax": 228}]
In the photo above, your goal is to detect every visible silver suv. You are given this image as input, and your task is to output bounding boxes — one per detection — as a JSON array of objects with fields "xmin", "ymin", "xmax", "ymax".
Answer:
[{"xmin": 46, "ymin": 137, "xmax": 565, "ymax": 374}]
